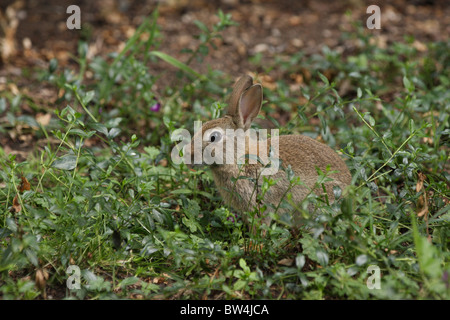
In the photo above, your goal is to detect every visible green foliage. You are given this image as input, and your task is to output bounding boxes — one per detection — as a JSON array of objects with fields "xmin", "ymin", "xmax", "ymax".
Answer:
[{"xmin": 0, "ymin": 10, "xmax": 449, "ymax": 300}]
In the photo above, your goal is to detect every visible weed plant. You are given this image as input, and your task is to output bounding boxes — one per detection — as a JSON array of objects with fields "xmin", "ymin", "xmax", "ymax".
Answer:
[{"xmin": 0, "ymin": 11, "xmax": 448, "ymax": 299}]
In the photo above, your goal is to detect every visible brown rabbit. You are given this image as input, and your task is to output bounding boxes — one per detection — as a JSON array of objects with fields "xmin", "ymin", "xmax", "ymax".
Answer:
[{"xmin": 187, "ymin": 75, "xmax": 351, "ymax": 228}]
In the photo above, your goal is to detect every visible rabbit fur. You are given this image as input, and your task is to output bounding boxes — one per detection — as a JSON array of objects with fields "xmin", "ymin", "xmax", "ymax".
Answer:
[{"xmin": 188, "ymin": 75, "xmax": 351, "ymax": 227}]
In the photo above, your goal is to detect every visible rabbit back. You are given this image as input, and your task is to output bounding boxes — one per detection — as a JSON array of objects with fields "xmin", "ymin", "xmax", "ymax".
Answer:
[{"xmin": 209, "ymin": 133, "xmax": 351, "ymax": 224}]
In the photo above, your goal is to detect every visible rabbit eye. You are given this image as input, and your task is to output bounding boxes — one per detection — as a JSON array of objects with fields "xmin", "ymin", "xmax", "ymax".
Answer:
[{"xmin": 209, "ymin": 131, "xmax": 222, "ymax": 143}]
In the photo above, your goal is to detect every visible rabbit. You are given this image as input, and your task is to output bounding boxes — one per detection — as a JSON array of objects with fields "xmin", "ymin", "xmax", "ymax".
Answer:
[{"xmin": 187, "ymin": 74, "xmax": 351, "ymax": 229}]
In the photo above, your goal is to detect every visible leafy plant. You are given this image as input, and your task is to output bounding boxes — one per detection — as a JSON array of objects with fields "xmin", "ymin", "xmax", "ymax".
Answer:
[{"xmin": 0, "ymin": 10, "xmax": 449, "ymax": 300}]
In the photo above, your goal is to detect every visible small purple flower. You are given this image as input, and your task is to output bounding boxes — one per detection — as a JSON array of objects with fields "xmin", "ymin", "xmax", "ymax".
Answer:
[
  {"xmin": 150, "ymin": 97, "xmax": 161, "ymax": 112},
  {"xmin": 226, "ymin": 213, "xmax": 238, "ymax": 223},
  {"xmin": 150, "ymin": 102, "xmax": 161, "ymax": 112}
]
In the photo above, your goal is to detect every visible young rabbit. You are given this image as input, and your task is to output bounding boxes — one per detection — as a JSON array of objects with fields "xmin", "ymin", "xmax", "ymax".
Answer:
[{"xmin": 188, "ymin": 75, "xmax": 351, "ymax": 228}]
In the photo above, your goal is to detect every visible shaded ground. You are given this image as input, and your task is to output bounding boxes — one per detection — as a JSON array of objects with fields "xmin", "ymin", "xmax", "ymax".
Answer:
[
  {"xmin": 0, "ymin": 0, "xmax": 449, "ymax": 158},
  {"xmin": 5, "ymin": 0, "xmax": 449, "ymax": 66}
]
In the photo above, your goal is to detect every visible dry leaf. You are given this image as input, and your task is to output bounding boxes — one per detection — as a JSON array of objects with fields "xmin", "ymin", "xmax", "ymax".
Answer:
[
  {"xmin": 10, "ymin": 176, "xmax": 30, "ymax": 213},
  {"xmin": 422, "ymin": 137, "xmax": 433, "ymax": 145},
  {"xmin": 35, "ymin": 113, "xmax": 51, "ymax": 126},
  {"xmin": 416, "ymin": 172, "xmax": 425, "ymax": 192},
  {"xmin": 10, "ymin": 194, "xmax": 21, "ymax": 213},
  {"xmin": 22, "ymin": 37, "xmax": 31, "ymax": 50},
  {"xmin": 412, "ymin": 40, "xmax": 427, "ymax": 52},
  {"xmin": 247, "ymin": 240, "xmax": 264, "ymax": 252},
  {"xmin": 257, "ymin": 74, "xmax": 277, "ymax": 91},
  {"xmin": 277, "ymin": 258, "xmax": 294, "ymax": 266},
  {"xmin": 152, "ymin": 274, "xmax": 169, "ymax": 284},
  {"xmin": 158, "ymin": 159, "xmax": 168, "ymax": 167},
  {"xmin": 416, "ymin": 172, "xmax": 428, "ymax": 218},
  {"xmin": 417, "ymin": 198, "xmax": 428, "ymax": 218},
  {"xmin": 7, "ymin": 83, "xmax": 19, "ymax": 95},
  {"xmin": 35, "ymin": 268, "xmax": 49, "ymax": 291},
  {"xmin": 19, "ymin": 175, "xmax": 31, "ymax": 192}
]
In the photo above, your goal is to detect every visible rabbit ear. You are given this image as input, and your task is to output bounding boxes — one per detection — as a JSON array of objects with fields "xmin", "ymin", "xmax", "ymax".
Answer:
[
  {"xmin": 227, "ymin": 75, "xmax": 253, "ymax": 118},
  {"xmin": 237, "ymin": 84, "xmax": 263, "ymax": 130}
]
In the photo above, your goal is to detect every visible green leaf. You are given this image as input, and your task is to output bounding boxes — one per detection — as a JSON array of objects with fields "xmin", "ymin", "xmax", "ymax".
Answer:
[
  {"xmin": 182, "ymin": 216, "xmax": 198, "ymax": 233},
  {"xmin": 69, "ymin": 129, "xmax": 96, "ymax": 138},
  {"xmin": 411, "ymin": 215, "xmax": 442, "ymax": 278},
  {"xmin": 198, "ymin": 44, "xmax": 209, "ymax": 57},
  {"xmin": 152, "ymin": 209, "xmax": 165, "ymax": 224},
  {"xmin": 171, "ymin": 188, "xmax": 193, "ymax": 195},
  {"xmin": 194, "ymin": 20, "xmax": 209, "ymax": 33},
  {"xmin": 78, "ymin": 41, "xmax": 88, "ymax": 59},
  {"xmin": 233, "ymin": 279, "xmax": 247, "ymax": 291},
  {"xmin": 296, "ymin": 254, "xmax": 306, "ymax": 269},
  {"xmin": 107, "ymin": 128, "xmax": 121, "ymax": 139},
  {"xmin": 409, "ymin": 119, "xmax": 415, "ymax": 133},
  {"xmin": 355, "ymin": 254, "xmax": 368, "ymax": 266},
  {"xmin": 316, "ymin": 250, "xmax": 329, "ymax": 266},
  {"xmin": 48, "ymin": 58, "xmax": 58, "ymax": 73},
  {"xmin": 150, "ymin": 51, "xmax": 206, "ymax": 81},
  {"xmin": 119, "ymin": 277, "xmax": 140, "ymax": 288},
  {"xmin": 17, "ymin": 115, "xmax": 39, "ymax": 127},
  {"xmin": 185, "ymin": 199, "xmax": 200, "ymax": 218},
  {"xmin": 239, "ymin": 258, "xmax": 250, "ymax": 274},
  {"xmin": 25, "ymin": 249, "xmax": 39, "ymax": 267},
  {"xmin": 318, "ymin": 72, "xmax": 329, "ymax": 85},
  {"xmin": 60, "ymin": 105, "xmax": 76, "ymax": 121},
  {"xmin": 364, "ymin": 113, "xmax": 375, "ymax": 127},
  {"xmin": 89, "ymin": 122, "xmax": 109, "ymax": 136},
  {"xmin": 144, "ymin": 146, "xmax": 160, "ymax": 160},
  {"xmin": 6, "ymin": 217, "xmax": 18, "ymax": 233},
  {"xmin": 51, "ymin": 155, "xmax": 77, "ymax": 170},
  {"xmin": 333, "ymin": 186, "xmax": 342, "ymax": 199},
  {"xmin": 82, "ymin": 90, "xmax": 95, "ymax": 105},
  {"xmin": 403, "ymin": 76, "xmax": 415, "ymax": 93},
  {"xmin": 11, "ymin": 94, "xmax": 21, "ymax": 109},
  {"xmin": 146, "ymin": 212, "xmax": 155, "ymax": 231},
  {"xmin": 0, "ymin": 98, "xmax": 6, "ymax": 113}
]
